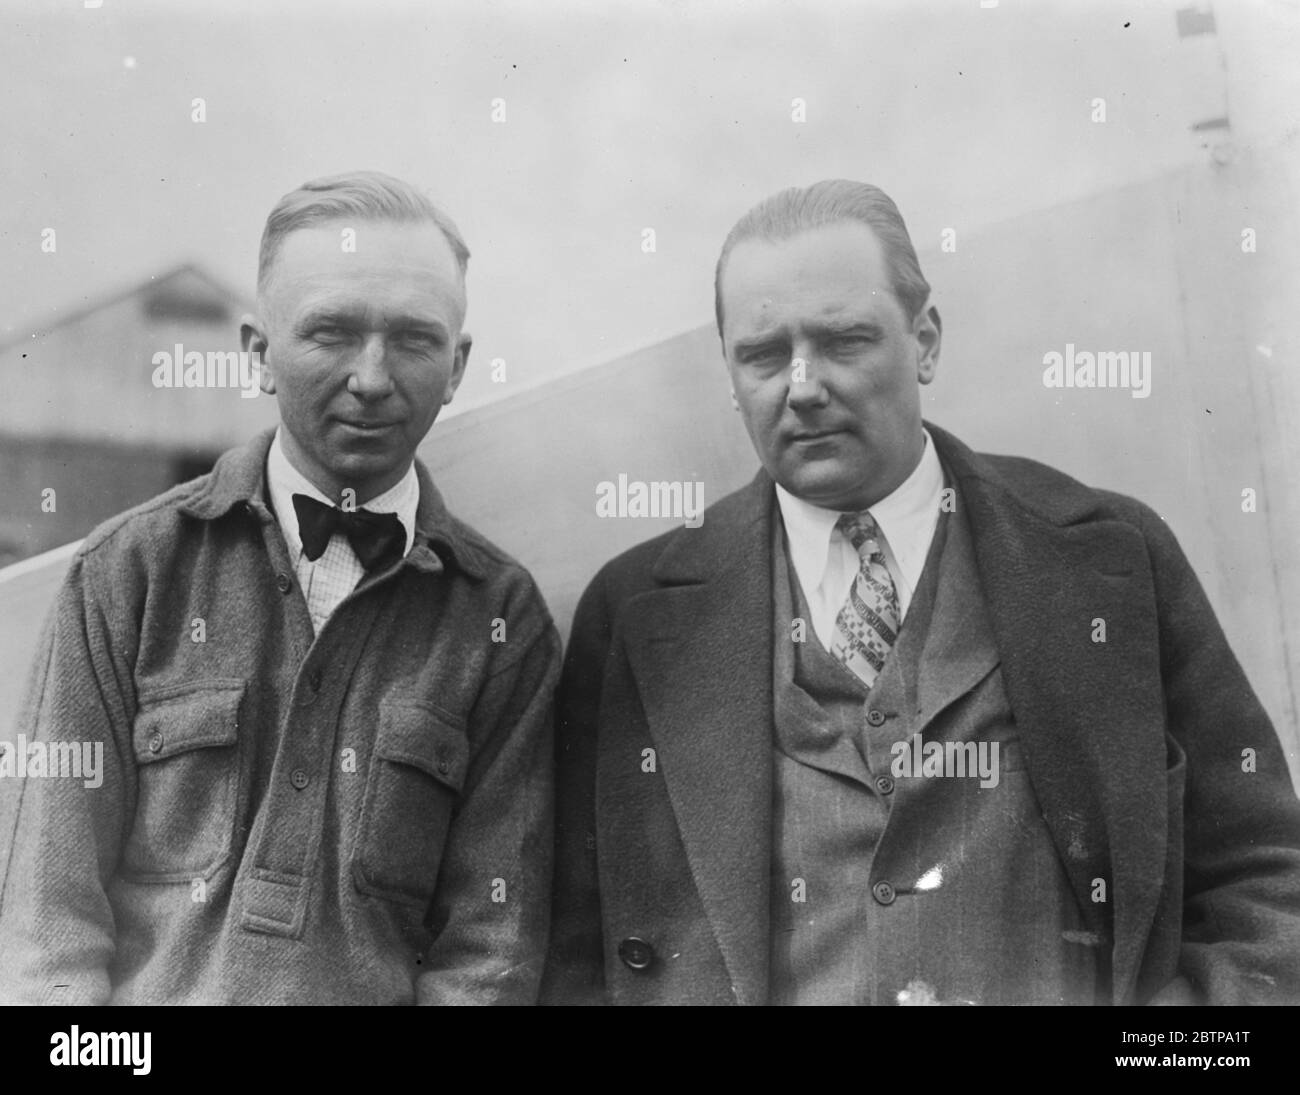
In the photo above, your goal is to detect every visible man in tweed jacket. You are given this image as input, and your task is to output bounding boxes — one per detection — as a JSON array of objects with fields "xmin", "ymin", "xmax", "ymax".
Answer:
[{"xmin": 0, "ymin": 171, "xmax": 560, "ymax": 1004}]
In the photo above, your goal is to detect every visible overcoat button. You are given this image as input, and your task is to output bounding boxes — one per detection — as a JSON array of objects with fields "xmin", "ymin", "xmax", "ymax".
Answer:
[
  {"xmin": 873, "ymin": 881, "xmax": 896, "ymax": 905},
  {"xmin": 276, "ymin": 573, "xmax": 293, "ymax": 594},
  {"xmin": 618, "ymin": 937, "xmax": 655, "ymax": 971},
  {"xmin": 866, "ymin": 709, "xmax": 887, "ymax": 727}
]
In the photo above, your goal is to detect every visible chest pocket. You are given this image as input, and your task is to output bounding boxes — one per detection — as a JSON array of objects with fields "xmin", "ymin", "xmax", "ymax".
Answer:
[
  {"xmin": 352, "ymin": 701, "xmax": 469, "ymax": 908},
  {"xmin": 124, "ymin": 679, "xmax": 245, "ymax": 881}
]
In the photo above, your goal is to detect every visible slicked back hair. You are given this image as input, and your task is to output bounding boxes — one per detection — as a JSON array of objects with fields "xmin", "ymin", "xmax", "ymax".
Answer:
[
  {"xmin": 714, "ymin": 179, "xmax": 930, "ymax": 339},
  {"xmin": 256, "ymin": 170, "xmax": 470, "ymax": 295}
]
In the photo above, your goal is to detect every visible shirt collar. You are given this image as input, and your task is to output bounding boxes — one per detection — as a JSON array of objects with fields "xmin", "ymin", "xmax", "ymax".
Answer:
[
  {"xmin": 774, "ymin": 427, "xmax": 944, "ymax": 593},
  {"xmin": 266, "ymin": 427, "xmax": 418, "ymax": 558},
  {"xmin": 177, "ymin": 426, "xmax": 486, "ymax": 580}
]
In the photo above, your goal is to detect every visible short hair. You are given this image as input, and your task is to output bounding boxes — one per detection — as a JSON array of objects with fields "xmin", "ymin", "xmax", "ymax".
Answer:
[
  {"xmin": 256, "ymin": 170, "xmax": 470, "ymax": 294},
  {"xmin": 714, "ymin": 179, "xmax": 931, "ymax": 337}
]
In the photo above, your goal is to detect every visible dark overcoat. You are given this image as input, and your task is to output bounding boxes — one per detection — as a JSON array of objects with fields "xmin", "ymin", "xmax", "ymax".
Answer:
[{"xmin": 542, "ymin": 423, "xmax": 1300, "ymax": 1006}]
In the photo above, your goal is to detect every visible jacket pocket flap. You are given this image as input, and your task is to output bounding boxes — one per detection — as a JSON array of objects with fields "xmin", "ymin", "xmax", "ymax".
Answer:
[
  {"xmin": 375, "ymin": 702, "xmax": 468, "ymax": 792},
  {"xmin": 133, "ymin": 680, "xmax": 245, "ymax": 764}
]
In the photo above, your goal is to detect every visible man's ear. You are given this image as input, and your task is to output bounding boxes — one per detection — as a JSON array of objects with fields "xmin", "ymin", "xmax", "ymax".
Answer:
[
  {"xmin": 720, "ymin": 338, "xmax": 741, "ymax": 411},
  {"xmin": 240, "ymin": 313, "xmax": 275, "ymax": 395},
  {"xmin": 442, "ymin": 332, "xmax": 472, "ymax": 405},
  {"xmin": 914, "ymin": 302, "xmax": 942, "ymax": 385}
]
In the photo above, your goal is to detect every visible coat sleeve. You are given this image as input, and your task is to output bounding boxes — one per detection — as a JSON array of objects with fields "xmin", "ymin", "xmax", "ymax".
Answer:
[
  {"xmin": 0, "ymin": 551, "xmax": 136, "ymax": 1005},
  {"xmin": 1139, "ymin": 506, "xmax": 1300, "ymax": 1005},
  {"xmin": 415, "ymin": 579, "xmax": 561, "ymax": 1006},
  {"xmin": 539, "ymin": 567, "xmax": 615, "ymax": 1005}
]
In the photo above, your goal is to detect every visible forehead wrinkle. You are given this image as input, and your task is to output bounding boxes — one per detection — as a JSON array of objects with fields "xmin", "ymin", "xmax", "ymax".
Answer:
[
  {"xmin": 290, "ymin": 282, "xmax": 460, "ymax": 328},
  {"xmin": 734, "ymin": 297, "xmax": 884, "ymax": 340},
  {"xmin": 295, "ymin": 304, "xmax": 452, "ymax": 335}
]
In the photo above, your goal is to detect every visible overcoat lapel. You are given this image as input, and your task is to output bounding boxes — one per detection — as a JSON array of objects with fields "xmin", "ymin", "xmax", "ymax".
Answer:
[
  {"xmin": 929, "ymin": 424, "xmax": 1169, "ymax": 1003},
  {"xmin": 622, "ymin": 474, "xmax": 775, "ymax": 1006}
]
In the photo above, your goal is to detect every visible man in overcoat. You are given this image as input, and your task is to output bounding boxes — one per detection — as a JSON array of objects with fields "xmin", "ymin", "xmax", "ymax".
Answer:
[{"xmin": 543, "ymin": 179, "xmax": 1300, "ymax": 1006}]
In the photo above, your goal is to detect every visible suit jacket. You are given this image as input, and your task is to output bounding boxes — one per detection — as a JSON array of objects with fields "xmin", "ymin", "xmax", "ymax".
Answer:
[{"xmin": 541, "ymin": 423, "xmax": 1300, "ymax": 1006}]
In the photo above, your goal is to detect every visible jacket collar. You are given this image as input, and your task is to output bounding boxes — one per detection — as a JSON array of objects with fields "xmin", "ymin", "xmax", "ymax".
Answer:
[
  {"xmin": 177, "ymin": 426, "xmax": 488, "ymax": 581},
  {"xmin": 926, "ymin": 421, "xmax": 1121, "ymax": 530},
  {"xmin": 646, "ymin": 418, "xmax": 1117, "ymax": 587}
]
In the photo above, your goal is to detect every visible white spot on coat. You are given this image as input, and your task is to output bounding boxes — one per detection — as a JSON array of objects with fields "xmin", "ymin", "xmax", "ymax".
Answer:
[{"xmin": 915, "ymin": 865, "xmax": 943, "ymax": 891}]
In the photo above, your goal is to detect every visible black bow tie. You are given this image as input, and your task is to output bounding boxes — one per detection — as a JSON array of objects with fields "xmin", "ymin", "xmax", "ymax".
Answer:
[{"xmin": 291, "ymin": 493, "xmax": 405, "ymax": 571}]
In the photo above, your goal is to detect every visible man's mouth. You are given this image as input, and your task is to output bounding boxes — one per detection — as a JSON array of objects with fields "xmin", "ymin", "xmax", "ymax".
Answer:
[
  {"xmin": 337, "ymin": 419, "xmax": 400, "ymax": 432},
  {"xmin": 789, "ymin": 427, "xmax": 845, "ymax": 443}
]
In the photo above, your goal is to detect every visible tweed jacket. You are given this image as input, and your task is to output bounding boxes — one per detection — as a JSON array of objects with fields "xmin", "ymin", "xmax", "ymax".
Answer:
[
  {"xmin": 542, "ymin": 423, "xmax": 1300, "ymax": 1006},
  {"xmin": 0, "ymin": 428, "xmax": 561, "ymax": 1005}
]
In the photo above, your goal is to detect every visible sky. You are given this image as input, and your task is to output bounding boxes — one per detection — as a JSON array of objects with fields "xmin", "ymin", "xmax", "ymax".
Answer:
[{"xmin": 2, "ymin": 0, "xmax": 1296, "ymax": 414}]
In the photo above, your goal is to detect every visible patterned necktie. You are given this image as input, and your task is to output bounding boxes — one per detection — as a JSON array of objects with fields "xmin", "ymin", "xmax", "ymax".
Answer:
[
  {"xmin": 831, "ymin": 511, "xmax": 901, "ymax": 689},
  {"xmin": 291, "ymin": 494, "xmax": 405, "ymax": 571}
]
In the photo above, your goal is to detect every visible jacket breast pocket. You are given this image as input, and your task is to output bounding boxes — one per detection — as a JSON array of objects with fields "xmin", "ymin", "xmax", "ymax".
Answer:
[
  {"xmin": 123, "ymin": 679, "xmax": 244, "ymax": 881},
  {"xmin": 352, "ymin": 701, "xmax": 469, "ymax": 908}
]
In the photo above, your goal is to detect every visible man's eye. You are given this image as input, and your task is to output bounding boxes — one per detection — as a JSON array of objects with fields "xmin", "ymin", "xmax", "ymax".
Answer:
[
  {"xmin": 312, "ymin": 326, "xmax": 348, "ymax": 342},
  {"xmin": 827, "ymin": 335, "xmax": 871, "ymax": 351},
  {"xmin": 397, "ymin": 332, "xmax": 438, "ymax": 348}
]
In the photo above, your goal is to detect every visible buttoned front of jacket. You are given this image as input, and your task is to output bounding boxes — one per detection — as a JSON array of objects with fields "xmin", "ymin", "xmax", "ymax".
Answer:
[{"xmin": 0, "ymin": 428, "xmax": 561, "ymax": 1005}]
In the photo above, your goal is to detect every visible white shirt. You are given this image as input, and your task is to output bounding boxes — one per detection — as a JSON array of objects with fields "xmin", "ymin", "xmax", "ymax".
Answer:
[
  {"xmin": 266, "ymin": 428, "xmax": 418, "ymax": 634},
  {"xmin": 775, "ymin": 429, "xmax": 944, "ymax": 650}
]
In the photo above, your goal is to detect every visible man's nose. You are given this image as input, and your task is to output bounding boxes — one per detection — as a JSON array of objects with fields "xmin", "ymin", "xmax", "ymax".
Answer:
[
  {"xmin": 347, "ymin": 335, "xmax": 395, "ymax": 399},
  {"xmin": 786, "ymin": 354, "xmax": 830, "ymax": 410}
]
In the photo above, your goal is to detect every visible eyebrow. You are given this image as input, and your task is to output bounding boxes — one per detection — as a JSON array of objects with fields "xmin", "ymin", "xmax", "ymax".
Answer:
[
  {"xmin": 294, "ymin": 309, "xmax": 449, "ymax": 337},
  {"xmin": 807, "ymin": 320, "xmax": 886, "ymax": 339},
  {"xmin": 731, "ymin": 320, "xmax": 886, "ymax": 355},
  {"xmin": 731, "ymin": 333, "xmax": 788, "ymax": 356}
]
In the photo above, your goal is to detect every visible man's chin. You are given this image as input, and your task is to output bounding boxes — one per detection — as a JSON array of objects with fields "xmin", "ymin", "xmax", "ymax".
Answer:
[
  {"xmin": 775, "ymin": 461, "xmax": 872, "ymax": 510},
  {"xmin": 321, "ymin": 450, "xmax": 412, "ymax": 497}
]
